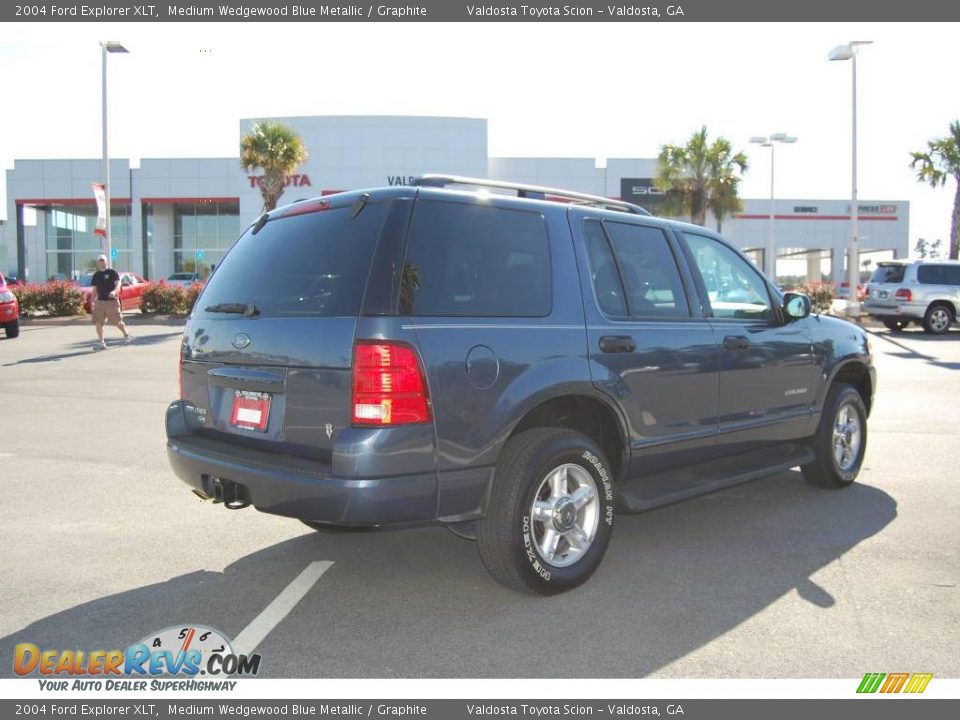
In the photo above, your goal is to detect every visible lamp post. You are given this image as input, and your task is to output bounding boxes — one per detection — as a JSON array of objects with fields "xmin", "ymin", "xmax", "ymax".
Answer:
[
  {"xmin": 829, "ymin": 40, "xmax": 872, "ymax": 318},
  {"xmin": 100, "ymin": 40, "xmax": 128, "ymax": 266},
  {"xmin": 749, "ymin": 133, "xmax": 797, "ymax": 280}
]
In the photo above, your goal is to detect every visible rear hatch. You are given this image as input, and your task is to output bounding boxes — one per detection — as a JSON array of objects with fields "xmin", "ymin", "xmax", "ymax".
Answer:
[
  {"xmin": 866, "ymin": 262, "xmax": 907, "ymax": 306},
  {"xmin": 179, "ymin": 193, "xmax": 396, "ymax": 460}
]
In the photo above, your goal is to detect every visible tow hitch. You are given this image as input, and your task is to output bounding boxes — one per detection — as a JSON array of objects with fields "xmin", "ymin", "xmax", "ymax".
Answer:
[{"xmin": 198, "ymin": 475, "xmax": 251, "ymax": 510}]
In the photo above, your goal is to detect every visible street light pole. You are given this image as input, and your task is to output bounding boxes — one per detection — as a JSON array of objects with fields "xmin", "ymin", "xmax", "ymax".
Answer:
[
  {"xmin": 99, "ymin": 41, "xmax": 128, "ymax": 266},
  {"xmin": 750, "ymin": 133, "xmax": 797, "ymax": 280},
  {"xmin": 829, "ymin": 40, "xmax": 872, "ymax": 318}
]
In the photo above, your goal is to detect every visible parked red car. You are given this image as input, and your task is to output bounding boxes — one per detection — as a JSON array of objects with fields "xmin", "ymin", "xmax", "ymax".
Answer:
[
  {"xmin": 77, "ymin": 271, "xmax": 147, "ymax": 313},
  {"xmin": 837, "ymin": 281, "xmax": 867, "ymax": 302},
  {"xmin": 0, "ymin": 272, "xmax": 19, "ymax": 338}
]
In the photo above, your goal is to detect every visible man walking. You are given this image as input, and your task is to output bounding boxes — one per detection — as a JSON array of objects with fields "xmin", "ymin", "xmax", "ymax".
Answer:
[{"xmin": 91, "ymin": 254, "xmax": 131, "ymax": 350}]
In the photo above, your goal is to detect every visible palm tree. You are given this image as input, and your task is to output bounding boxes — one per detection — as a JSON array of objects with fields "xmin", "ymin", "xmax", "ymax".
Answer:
[
  {"xmin": 655, "ymin": 126, "xmax": 748, "ymax": 229},
  {"xmin": 240, "ymin": 121, "xmax": 308, "ymax": 212},
  {"xmin": 911, "ymin": 120, "xmax": 960, "ymax": 259}
]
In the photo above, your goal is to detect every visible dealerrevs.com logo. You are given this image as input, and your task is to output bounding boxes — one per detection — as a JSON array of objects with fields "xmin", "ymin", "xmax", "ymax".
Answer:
[
  {"xmin": 14, "ymin": 625, "xmax": 260, "ymax": 691},
  {"xmin": 857, "ymin": 672, "xmax": 933, "ymax": 694}
]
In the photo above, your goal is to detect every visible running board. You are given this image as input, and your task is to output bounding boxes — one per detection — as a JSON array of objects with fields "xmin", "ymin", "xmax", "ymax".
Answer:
[{"xmin": 617, "ymin": 443, "xmax": 815, "ymax": 513}]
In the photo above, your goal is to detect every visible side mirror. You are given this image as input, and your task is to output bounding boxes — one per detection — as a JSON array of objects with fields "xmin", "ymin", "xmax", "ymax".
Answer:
[{"xmin": 782, "ymin": 291, "xmax": 812, "ymax": 321}]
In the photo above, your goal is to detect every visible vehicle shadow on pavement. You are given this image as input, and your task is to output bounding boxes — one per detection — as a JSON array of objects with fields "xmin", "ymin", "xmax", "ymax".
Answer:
[
  {"xmin": 2, "ymin": 332, "xmax": 183, "ymax": 366},
  {"xmin": 867, "ymin": 328, "xmax": 960, "ymax": 370},
  {"xmin": 0, "ymin": 471, "xmax": 896, "ymax": 679}
]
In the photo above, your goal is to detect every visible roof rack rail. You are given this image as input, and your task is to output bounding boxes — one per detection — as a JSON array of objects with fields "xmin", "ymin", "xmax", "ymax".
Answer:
[{"xmin": 413, "ymin": 174, "xmax": 652, "ymax": 216}]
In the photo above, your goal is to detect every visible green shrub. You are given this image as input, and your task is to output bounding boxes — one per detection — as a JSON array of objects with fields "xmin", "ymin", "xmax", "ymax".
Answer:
[
  {"xmin": 795, "ymin": 282, "xmax": 834, "ymax": 314},
  {"xmin": 141, "ymin": 281, "xmax": 204, "ymax": 316},
  {"xmin": 11, "ymin": 281, "xmax": 85, "ymax": 317},
  {"xmin": 184, "ymin": 282, "xmax": 203, "ymax": 313}
]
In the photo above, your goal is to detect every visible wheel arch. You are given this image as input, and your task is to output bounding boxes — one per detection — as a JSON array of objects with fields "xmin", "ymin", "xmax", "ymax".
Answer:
[
  {"xmin": 927, "ymin": 299, "xmax": 957, "ymax": 320},
  {"xmin": 501, "ymin": 390, "xmax": 630, "ymax": 482},
  {"xmin": 824, "ymin": 358, "xmax": 874, "ymax": 417}
]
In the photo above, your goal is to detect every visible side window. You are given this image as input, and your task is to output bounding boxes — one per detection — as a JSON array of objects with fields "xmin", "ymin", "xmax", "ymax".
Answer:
[
  {"xmin": 917, "ymin": 264, "xmax": 959, "ymax": 285},
  {"xmin": 584, "ymin": 220, "xmax": 627, "ymax": 317},
  {"xmin": 683, "ymin": 233, "xmax": 772, "ymax": 321},
  {"xmin": 400, "ymin": 200, "xmax": 550, "ymax": 317},
  {"xmin": 604, "ymin": 222, "xmax": 690, "ymax": 317}
]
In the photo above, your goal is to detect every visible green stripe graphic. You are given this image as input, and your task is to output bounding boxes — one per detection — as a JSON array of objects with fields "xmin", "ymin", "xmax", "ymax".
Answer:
[{"xmin": 857, "ymin": 673, "xmax": 885, "ymax": 693}]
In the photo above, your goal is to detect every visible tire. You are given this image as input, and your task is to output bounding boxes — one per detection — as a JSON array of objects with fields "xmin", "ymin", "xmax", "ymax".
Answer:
[
  {"xmin": 802, "ymin": 383, "xmax": 867, "ymax": 488},
  {"xmin": 3, "ymin": 319, "xmax": 19, "ymax": 338},
  {"xmin": 477, "ymin": 427, "xmax": 616, "ymax": 595},
  {"xmin": 881, "ymin": 318, "xmax": 909, "ymax": 332},
  {"xmin": 923, "ymin": 303, "xmax": 953, "ymax": 335}
]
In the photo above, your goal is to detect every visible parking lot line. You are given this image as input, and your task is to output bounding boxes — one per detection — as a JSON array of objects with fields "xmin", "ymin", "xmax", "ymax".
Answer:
[{"xmin": 231, "ymin": 561, "xmax": 334, "ymax": 656}]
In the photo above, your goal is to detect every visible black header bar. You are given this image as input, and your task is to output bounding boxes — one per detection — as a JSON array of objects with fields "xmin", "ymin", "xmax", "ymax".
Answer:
[{"xmin": 3, "ymin": 0, "xmax": 959, "ymax": 22}]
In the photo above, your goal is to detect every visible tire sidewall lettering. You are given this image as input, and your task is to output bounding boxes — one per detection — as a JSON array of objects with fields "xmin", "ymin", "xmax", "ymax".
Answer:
[
  {"xmin": 522, "ymin": 515, "xmax": 552, "ymax": 582},
  {"xmin": 582, "ymin": 450, "xmax": 615, "ymax": 526}
]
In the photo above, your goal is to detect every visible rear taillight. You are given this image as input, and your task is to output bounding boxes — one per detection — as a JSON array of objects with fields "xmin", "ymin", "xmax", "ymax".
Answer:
[
  {"xmin": 895, "ymin": 288, "xmax": 912, "ymax": 301},
  {"xmin": 352, "ymin": 342, "xmax": 431, "ymax": 426}
]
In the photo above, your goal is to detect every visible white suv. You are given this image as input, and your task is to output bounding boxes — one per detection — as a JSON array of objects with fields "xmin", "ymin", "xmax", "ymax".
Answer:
[{"xmin": 863, "ymin": 260, "xmax": 960, "ymax": 334}]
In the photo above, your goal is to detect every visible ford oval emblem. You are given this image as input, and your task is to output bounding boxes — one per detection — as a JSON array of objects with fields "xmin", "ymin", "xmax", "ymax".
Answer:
[{"xmin": 232, "ymin": 333, "xmax": 251, "ymax": 350}]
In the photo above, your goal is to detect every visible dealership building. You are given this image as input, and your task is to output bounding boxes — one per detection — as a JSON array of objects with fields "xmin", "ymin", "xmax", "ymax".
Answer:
[{"xmin": 1, "ymin": 115, "xmax": 908, "ymax": 284}]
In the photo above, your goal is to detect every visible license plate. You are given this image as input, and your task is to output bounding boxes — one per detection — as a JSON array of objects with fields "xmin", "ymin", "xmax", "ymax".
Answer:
[{"xmin": 230, "ymin": 391, "xmax": 271, "ymax": 432}]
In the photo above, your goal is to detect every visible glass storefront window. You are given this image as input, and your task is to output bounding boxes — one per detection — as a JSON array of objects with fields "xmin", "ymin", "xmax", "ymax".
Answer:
[
  {"xmin": 42, "ymin": 202, "xmax": 130, "ymax": 280},
  {"xmin": 171, "ymin": 200, "xmax": 240, "ymax": 278}
]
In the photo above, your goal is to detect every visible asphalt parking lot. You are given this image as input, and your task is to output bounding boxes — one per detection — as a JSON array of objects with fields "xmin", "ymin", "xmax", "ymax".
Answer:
[{"xmin": 0, "ymin": 316, "xmax": 958, "ymax": 678}]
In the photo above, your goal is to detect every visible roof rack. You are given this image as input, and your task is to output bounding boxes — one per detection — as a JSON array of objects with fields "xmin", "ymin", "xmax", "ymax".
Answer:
[{"xmin": 413, "ymin": 174, "xmax": 652, "ymax": 216}]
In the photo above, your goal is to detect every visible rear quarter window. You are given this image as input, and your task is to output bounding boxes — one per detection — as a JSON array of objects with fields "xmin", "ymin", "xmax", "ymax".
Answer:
[
  {"xmin": 917, "ymin": 264, "xmax": 960, "ymax": 285},
  {"xmin": 197, "ymin": 201, "xmax": 389, "ymax": 317},
  {"xmin": 400, "ymin": 200, "xmax": 551, "ymax": 317}
]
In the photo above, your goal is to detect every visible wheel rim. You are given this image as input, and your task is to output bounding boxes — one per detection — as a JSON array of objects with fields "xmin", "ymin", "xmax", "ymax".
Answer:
[
  {"xmin": 832, "ymin": 403, "xmax": 862, "ymax": 472},
  {"xmin": 930, "ymin": 308, "xmax": 950, "ymax": 332},
  {"xmin": 529, "ymin": 463, "xmax": 600, "ymax": 568}
]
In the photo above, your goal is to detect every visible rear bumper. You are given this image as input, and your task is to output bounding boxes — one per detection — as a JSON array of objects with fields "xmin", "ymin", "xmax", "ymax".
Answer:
[
  {"xmin": 165, "ymin": 401, "xmax": 438, "ymax": 527},
  {"xmin": 862, "ymin": 300, "xmax": 924, "ymax": 320}
]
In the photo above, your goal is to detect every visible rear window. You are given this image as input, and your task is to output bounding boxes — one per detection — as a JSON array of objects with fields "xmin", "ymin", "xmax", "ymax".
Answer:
[
  {"xmin": 198, "ymin": 201, "xmax": 389, "ymax": 317},
  {"xmin": 399, "ymin": 200, "xmax": 550, "ymax": 317},
  {"xmin": 917, "ymin": 264, "xmax": 960, "ymax": 285},
  {"xmin": 870, "ymin": 264, "xmax": 906, "ymax": 284}
]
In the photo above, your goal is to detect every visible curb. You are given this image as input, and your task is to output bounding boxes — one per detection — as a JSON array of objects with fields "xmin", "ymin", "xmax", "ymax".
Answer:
[{"xmin": 22, "ymin": 313, "xmax": 188, "ymax": 327}]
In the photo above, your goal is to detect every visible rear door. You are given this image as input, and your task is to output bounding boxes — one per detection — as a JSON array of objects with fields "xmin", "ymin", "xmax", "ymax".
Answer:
[
  {"xmin": 179, "ymin": 195, "xmax": 397, "ymax": 458},
  {"xmin": 677, "ymin": 230, "xmax": 817, "ymax": 454},
  {"xmin": 917, "ymin": 263, "xmax": 960, "ymax": 312},
  {"xmin": 569, "ymin": 209, "xmax": 721, "ymax": 477}
]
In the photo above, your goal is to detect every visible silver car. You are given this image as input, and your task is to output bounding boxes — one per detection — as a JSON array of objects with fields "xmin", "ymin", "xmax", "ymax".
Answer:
[{"xmin": 863, "ymin": 260, "xmax": 960, "ymax": 334}]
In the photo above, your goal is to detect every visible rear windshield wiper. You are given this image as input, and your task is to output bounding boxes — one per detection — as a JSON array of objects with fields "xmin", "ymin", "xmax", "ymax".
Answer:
[{"xmin": 204, "ymin": 302, "xmax": 260, "ymax": 317}]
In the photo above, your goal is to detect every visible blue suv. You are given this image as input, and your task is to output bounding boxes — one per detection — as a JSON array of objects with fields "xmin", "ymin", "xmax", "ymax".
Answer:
[{"xmin": 166, "ymin": 176, "xmax": 876, "ymax": 595}]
